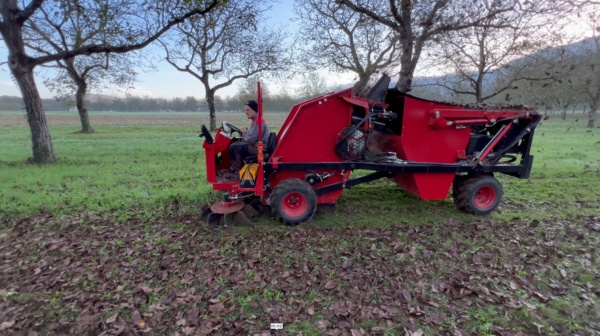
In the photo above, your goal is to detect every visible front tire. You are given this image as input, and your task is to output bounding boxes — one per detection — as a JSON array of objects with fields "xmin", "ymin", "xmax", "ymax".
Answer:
[
  {"xmin": 270, "ymin": 178, "xmax": 318, "ymax": 225},
  {"xmin": 454, "ymin": 175, "xmax": 503, "ymax": 215}
]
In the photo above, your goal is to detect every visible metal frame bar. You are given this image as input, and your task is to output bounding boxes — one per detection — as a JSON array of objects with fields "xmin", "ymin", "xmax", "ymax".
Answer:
[{"xmin": 314, "ymin": 171, "xmax": 393, "ymax": 195}]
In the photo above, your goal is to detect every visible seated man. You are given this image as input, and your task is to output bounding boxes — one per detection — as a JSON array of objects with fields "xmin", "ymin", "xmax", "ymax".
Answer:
[{"xmin": 225, "ymin": 100, "xmax": 269, "ymax": 180}]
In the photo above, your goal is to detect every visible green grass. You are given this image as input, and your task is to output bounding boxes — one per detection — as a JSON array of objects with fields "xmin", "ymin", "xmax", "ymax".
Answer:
[
  {"xmin": 1, "ymin": 117, "xmax": 599, "ymax": 222},
  {"xmin": 0, "ymin": 125, "xmax": 212, "ymax": 217}
]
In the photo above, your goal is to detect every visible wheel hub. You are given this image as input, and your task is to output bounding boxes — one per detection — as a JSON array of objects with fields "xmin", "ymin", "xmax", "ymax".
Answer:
[
  {"xmin": 474, "ymin": 186, "xmax": 496, "ymax": 209},
  {"xmin": 282, "ymin": 192, "xmax": 307, "ymax": 217}
]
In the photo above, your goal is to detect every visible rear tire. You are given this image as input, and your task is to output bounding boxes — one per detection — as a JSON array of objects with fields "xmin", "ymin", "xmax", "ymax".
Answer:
[
  {"xmin": 454, "ymin": 175, "xmax": 503, "ymax": 215},
  {"xmin": 451, "ymin": 174, "xmax": 469, "ymax": 203},
  {"xmin": 270, "ymin": 178, "xmax": 318, "ymax": 225}
]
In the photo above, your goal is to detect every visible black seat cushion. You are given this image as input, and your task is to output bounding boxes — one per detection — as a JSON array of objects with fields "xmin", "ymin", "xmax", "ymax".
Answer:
[{"xmin": 243, "ymin": 132, "xmax": 277, "ymax": 164}]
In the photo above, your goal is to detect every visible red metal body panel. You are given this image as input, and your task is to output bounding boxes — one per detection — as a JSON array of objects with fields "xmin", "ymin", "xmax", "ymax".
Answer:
[
  {"xmin": 266, "ymin": 89, "xmax": 355, "ymax": 204},
  {"xmin": 203, "ymin": 131, "xmax": 233, "ymax": 184},
  {"xmin": 363, "ymin": 96, "xmax": 532, "ymax": 199},
  {"xmin": 256, "ymin": 82, "xmax": 265, "ymax": 195},
  {"xmin": 277, "ymin": 91, "xmax": 340, "ymax": 143},
  {"xmin": 266, "ymin": 170, "xmax": 348, "ymax": 204},
  {"xmin": 387, "ymin": 97, "xmax": 472, "ymax": 199},
  {"xmin": 273, "ymin": 89, "xmax": 353, "ymax": 162}
]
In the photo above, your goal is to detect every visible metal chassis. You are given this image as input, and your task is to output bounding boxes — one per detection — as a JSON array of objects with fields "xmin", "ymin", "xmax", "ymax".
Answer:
[
  {"xmin": 264, "ymin": 153, "xmax": 533, "ymax": 196},
  {"xmin": 262, "ymin": 123, "xmax": 537, "ymax": 197}
]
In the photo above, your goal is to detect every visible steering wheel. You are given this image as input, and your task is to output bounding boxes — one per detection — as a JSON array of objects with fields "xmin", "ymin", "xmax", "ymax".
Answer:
[
  {"xmin": 199, "ymin": 124, "xmax": 213, "ymax": 144},
  {"xmin": 223, "ymin": 122, "xmax": 243, "ymax": 137}
]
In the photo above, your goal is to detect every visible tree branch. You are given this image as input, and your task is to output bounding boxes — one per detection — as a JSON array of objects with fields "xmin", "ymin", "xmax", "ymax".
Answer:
[
  {"xmin": 337, "ymin": 0, "xmax": 400, "ymax": 30},
  {"xmin": 18, "ymin": 0, "xmax": 46, "ymax": 24},
  {"xmin": 31, "ymin": 0, "xmax": 219, "ymax": 66}
]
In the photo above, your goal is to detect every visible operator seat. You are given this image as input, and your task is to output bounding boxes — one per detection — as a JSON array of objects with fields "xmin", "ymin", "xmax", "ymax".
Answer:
[{"xmin": 244, "ymin": 132, "xmax": 277, "ymax": 163}]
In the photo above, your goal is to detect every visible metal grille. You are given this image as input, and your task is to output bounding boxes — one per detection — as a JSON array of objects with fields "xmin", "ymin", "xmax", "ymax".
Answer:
[{"xmin": 335, "ymin": 127, "xmax": 367, "ymax": 160}]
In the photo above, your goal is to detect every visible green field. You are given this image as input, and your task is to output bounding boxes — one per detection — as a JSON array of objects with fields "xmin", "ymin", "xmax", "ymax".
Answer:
[{"xmin": 0, "ymin": 112, "xmax": 598, "ymax": 335}]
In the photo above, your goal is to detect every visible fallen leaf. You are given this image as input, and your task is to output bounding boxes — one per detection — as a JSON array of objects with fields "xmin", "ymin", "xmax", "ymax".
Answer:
[
  {"xmin": 351, "ymin": 329, "xmax": 365, "ymax": 336},
  {"xmin": 324, "ymin": 280, "xmax": 337, "ymax": 290},
  {"xmin": 209, "ymin": 302, "xmax": 225, "ymax": 313},
  {"xmin": 451, "ymin": 323, "xmax": 464, "ymax": 336},
  {"xmin": 0, "ymin": 321, "xmax": 15, "ymax": 330},
  {"xmin": 307, "ymin": 307, "xmax": 315, "ymax": 315},
  {"xmin": 132, "ymin": 310, "xmax": 145, "ymax": 328},
  {"xmin": 138, "ymin": 285, "xmax": 152, "ymax": 294},
  {"xmin": 478, "ymin": 285, "xmax": 491, "ymax": 296},
  {"xmin": 187, "ymin": 307, "xmax": 199, "ymax": 321},
  {"xmin": 182, "ymin": 326, "xmax": 195, "ymax": 335},
  {"xmin": 75, "ymin": 314, "xmax": 99, "ymax": 333},
  {"xmin": 402, "ymin": 289, "xmax": 412, "ymax": 302},
  {"xmin": 405, "ymin": 328, "xmax": 423, "ymax": 336},
  {"xmin": 106, "ymin": 313, "xmax": 118, "ymax": 324},
  {"xmin": 315, "ymin": 320, "xmax": 331, "ymax": 329}
]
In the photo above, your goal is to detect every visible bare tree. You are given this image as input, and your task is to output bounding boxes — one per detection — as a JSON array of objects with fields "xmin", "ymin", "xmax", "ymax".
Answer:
[
  {"xmin": 429, "ymin": 2, "xmax": 563, "ymax": 103},
  {"xmin": 496, "ymin": 4, "xmax": 599, "ymax": 127},
  {"xmin": 24, "ymin": 0, "xmax": 142, "ymax": 133},
  {"xmin": 0, "ymin": 0, "xmax": 219, "ymax": 163},
  {"xmin": 298, "ymin": 72, "xmax": 334, "ymax": 99},
  {"xmin": 159, "ymin": 0, "xmax": 289, "ymax": 131},
  {"xmin": 234, "ymin": 75, "xmax": 270, "ymax": 109},
  {"xmin": 295, "ymin": 0, "xmax": 400, "ymax": 94},
  {"xmin": 577, "ymin": 10, "xmax": 600, "ymax": 128},
  {"xmin": 577, "ymin": 38, "xmax": 600, "ymax": 128},
  {"xmin": 337, "ymin": 0, "xmax": 519, "ymax": 92}
]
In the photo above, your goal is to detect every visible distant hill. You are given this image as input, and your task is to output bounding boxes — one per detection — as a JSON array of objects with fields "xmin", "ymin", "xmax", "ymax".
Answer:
[{"xmin": 409, "ymin": 37, "xmax": 598, "ymax": 103}]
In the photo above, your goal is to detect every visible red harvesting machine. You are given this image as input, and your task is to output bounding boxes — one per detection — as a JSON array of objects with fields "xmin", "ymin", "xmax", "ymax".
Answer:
[{"xmin": 200, "ymin": 75, "xmax": 541, "ymax": 225}]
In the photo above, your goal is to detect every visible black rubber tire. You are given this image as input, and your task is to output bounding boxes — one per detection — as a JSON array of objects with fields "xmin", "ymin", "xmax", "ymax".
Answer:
[
  {"xmin": 270, "ymin": 178, "xmax": 318, "ymax": 225},
  {"xmin": 451, "ymin": 174, "xmax": 470, "ymax": 203},
  {"xmin": 454, "ymin": 175, "xmax": 503, "ymax": 216}
]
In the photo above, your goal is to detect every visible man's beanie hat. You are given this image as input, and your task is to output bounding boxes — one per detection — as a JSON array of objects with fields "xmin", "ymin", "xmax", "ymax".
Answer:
[{"xmin": 245, "ymin": 100, "xmax": 258, "ymax": 112}]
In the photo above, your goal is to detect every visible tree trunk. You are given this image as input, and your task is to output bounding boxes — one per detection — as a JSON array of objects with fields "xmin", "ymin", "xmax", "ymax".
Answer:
[
  {"xmin": 396, "ymin": 41, "xmax": 414, "ymax": 93},
  {"xmin": 353, "ymin": 72, "xmax": 374, "ymax": 97},
  {"xmin": 588, "ymin": 93, "xmax": 599, "ymax": 128},
  {"xmin": 14, "ymin": 66, "xmax": 56, "ymax": 163},
  {"xmin": 395, "ymin": 3, "xmax": 415, "ymax": 93},
  {"xmin": 1, "ymin": 0, "xmax": 55, "ymax": 163},
  {"xmin": 206, "ymin": 88, "xmax": 217, "ymax": 131},
  {"xmin": 588, "ymin": 104, "xmax": 598, "ymax": 128},
  {"xmin": 75, "ymin": 82, "xmax": 94, "ymax": 133},
  {"xmin": 66, "ymin": 58, "xmax": 95, "ymax": 133},
  {"xmin": 587, "ymin": 113, "xmax": 596, "ymax": 128}
]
